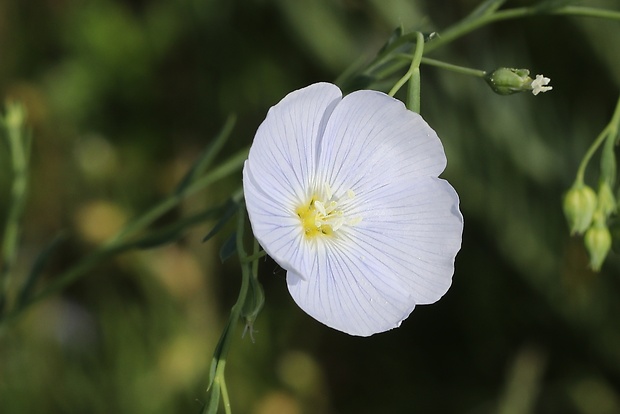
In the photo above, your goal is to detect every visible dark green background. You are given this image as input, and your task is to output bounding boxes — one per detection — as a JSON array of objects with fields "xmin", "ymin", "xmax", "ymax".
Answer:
[{"xmin": 1, "ymin": 0, "xmax": 619, "ymax": 413}]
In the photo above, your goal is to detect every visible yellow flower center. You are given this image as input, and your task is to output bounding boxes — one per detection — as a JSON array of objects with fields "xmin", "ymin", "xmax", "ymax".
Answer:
[{"xmin": 296, "ymin": 184, "xmax": 360, "ymax": 239}]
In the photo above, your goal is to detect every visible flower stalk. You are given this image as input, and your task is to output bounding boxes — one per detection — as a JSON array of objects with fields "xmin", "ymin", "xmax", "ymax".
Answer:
[
  {"xmin": 0, "ymin": 122, "xmax": 247, "ymax": 330},
  {"xmin": 203, "ymin": 209, "xmax": 263, "ymax": 414},
  {"xmin": 564, "ymin": 94, "xmax": 620, "ymax": 269},
  {"xmin": 388, "ymin": 31, "xmax": 425, "ymax": 113},
  {"xmin": 0, "ymin": 102, "xmax": 31, "ymax": 315}
]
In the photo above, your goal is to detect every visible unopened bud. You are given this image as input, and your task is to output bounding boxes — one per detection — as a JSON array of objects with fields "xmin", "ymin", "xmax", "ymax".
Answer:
[
  {"xmin": 485, "ymin": 68, "xmax": 552, "ymax": 96},
  {"xmin": 241, "ymin": 276, "xmax": 265, "ymax": 343},
  {"xmin": 585, "ymin": 220, "xmax": 612, "ymax": 271},
  {"xmin": 563, "ymin": 184, "xmax": 597, "ymax": 235},
  {"xmin": 3, "ymin": 101, "xmax": 27, "ymax": 130},
  {"xmin": 598, "ymin": 181, "xmax": 617, "ymax": 218}
]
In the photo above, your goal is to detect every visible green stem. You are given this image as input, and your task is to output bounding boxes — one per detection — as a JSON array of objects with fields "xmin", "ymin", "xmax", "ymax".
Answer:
[
  {"xmin": 0, "ymin": 147, "xmax": 249, "ymax": 330},
  {"xmin": 365, "ymin": 31, "xmax": 421, "ymax": 75},
  {"xmin": 420, "ymin": 57, "xmax": 487, "ymax": 78},
  {"xmin": 110, "ymin": 147, "xmax": 248, "ymax": 244},
  {"xmin": 203, "ymin": 209, "xmax": 251, "ymax": 414},
  {"xmin": 408, "ymin": 32, "xmax": 425, "ymax": 113},
  {"xmin": 241, "ymin": 249, "xmax": 266, "ymax": 263},
  {"xmin": 388, "ymin": 32, "xmax": 424, "ymax": 113},
  {"xmin": 575, "ymin": 95, "xmax": 620, "ymax": 184},
  {"xmin": 347, "ymin": 4, "xmax": 620, "ymax": 92},
  {"xmin": 426, "ymin": 6, "xmax": 620, "ymax": 53},
  {"xmin": 1, "ymin": 103, "xmax": 30, "ymax": 307}
]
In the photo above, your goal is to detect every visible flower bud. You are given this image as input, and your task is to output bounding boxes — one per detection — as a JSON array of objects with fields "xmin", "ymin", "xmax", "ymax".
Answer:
[
  {"xmin": 598, "ymin": 181, "xmax": 617, "ymax": 218},
  {"xmin": 241, "ymin": 276, "xmax": 265, "ymax": 342},
  {"xmin": 563, "ymin": 184, "xmax": 597, "ymax": 235},
  {"xmin": 484, "ymin": 68, "xmax": 552, "ymax": 96},
  {"xmin": 485, "ymin": 68, "xmax": 531, "ymax": 95},
  {"xmin": 585, "ymin": 221, "xmax": 612, "ymax": 271},
  {"xmin": 3, "ymin": 101, "xmax": 27, "ymax": 131}
]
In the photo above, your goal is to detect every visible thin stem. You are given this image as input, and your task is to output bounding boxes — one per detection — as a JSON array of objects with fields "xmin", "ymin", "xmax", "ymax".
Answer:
[
  {"xmin": 576, "ymin": 95, "xmax": 620, "ymax": 184},
  {"xmin": 426, "ymin": 6, "xmax": 620, "ymax": 53},
  {"xmin": 388, "ymin": 32, "xmax": 424, "ymax": 113},
  {"xmin": 241, "ymin": 249, "xmax": 266, "ymax": 263},
  {"xmin": 420, "ymin": 57, "xmax": 487, "ymax": 78},
  {"xmin": 407, "ymin": 32, "xmax": 425, "ymax": 114},
  {"xmin": 203, "ymin": 209, "xmax": 251, "ymax": 414},
  {"xmin": 0, "ymin": 148, "xmax": 249, "ymax": 329},
  {"xmin": 110, "ymin": 147, "xmax": 249, "ymax": 244},
  {"xmin": 1, "ymin": 103, "xmax": 30, "ymax": 306},
  {"xmin": 365, "ymin": 31, "xmax": 421, "ymax": 75}
]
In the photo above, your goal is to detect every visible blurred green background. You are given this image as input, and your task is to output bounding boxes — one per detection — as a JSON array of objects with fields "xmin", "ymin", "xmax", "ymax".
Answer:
[{"xmin": 1, "ymin": 0, "xmax": 620, "ymax": 413}]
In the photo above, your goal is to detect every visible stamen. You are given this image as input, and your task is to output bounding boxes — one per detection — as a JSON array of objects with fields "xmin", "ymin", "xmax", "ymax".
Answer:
[{"xmin": 296, "ymin": 183, "xmax": 362, "ymax": 239}]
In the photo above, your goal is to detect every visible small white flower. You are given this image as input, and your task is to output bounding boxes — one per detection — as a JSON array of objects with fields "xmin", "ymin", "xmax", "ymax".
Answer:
[
  {"xmin": 530, "ymin": 74, "xmax": 552, "ymax": 95},
  {"xmin": 243, "ymin": 83, "xmax": 463, "ymax": 336}
]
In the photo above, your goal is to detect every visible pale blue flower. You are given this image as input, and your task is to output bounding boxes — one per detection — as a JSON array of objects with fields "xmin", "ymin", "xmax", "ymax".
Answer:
[{"xmin": 243, "ymin": 83, "xmax": 463, "ymax": 336}]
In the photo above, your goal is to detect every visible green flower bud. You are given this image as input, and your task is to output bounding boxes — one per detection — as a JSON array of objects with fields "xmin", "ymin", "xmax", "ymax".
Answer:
[
  {"xmin": 485, "ymin": 68, "xmax": 531, "ymax": 95},
  {"xmin": 585, "ymin": 221, "xmax": 612, "ymax": 271},
  {"xmin": 3, "ymin": 101, "xmax": 27, "ymax": 130},
  {"xmin": 241, "ymin": 276, "xmax": 265, "ymax": 343},
  {"xmin": 484, "ymin": 68, "xmax": 552, "ymax": 96},
  {"xmin": 598, "ymin": 181, "xmax": 617, "ymax": 218},
  {"xmin": 563, "ymin": 184, "xmax": 597, "ymax": 235}
]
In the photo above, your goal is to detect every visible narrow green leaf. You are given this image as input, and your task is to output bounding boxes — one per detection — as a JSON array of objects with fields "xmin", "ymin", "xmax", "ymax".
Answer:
[
  {"xmin": 206, "ymin": 317, "xmax": 233, "ymax": 390},
  {"xmin": 463, "ymin": 0, "xmax": 507, "ymax": 22},
  {"xmin": 175, "ymin": 115, "xmax": 236, "ymax": 196},
  {"xmin": 203, "ymin": 200, "xmax": 239, "ymax": 243},
  {"xmin": 219, "ymin": 233, "xmax": 237, "ymax": 262},
  {"xmin": 17, "ymin": 232, "xmax": 67, "ymax": 307},
  {"xmin": 378, "ymin": 26, "xmax": 404, "ymax": 54},
  {"xmin": 205, "ymin": 381, "xmax": 221, "ymax": 414},
  {"xmin": 131, "ymin": 203, "xmax": 226, "ymax": 249}
]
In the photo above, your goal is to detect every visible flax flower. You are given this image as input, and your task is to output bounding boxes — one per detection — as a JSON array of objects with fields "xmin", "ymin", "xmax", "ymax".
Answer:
[{"xmin": 243, "ymin": 83, "xmax": 463, "ymax": 336}]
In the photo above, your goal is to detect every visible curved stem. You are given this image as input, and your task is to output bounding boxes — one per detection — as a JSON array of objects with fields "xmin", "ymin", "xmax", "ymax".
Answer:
[
  {"xmin": 407, "ymin": 32, "xmax": 425, "ymax": 113},
  {"xmin": 426, "ymin": 6, "xmax": 620, "ymax": 53},
  {"xmin": 0, "ymin": 148, "xmax": 249, "ymax": 330},
  {"xmin": 575, "ymin": 95, "xmax": 620, "ymax": 184},
  {"xmin": 388, "ymin": 32, "xmax": 425, "ymax": 113},
  {"xmin": 241, "ymin": 249, "xmax": 266, "ymax": 263},
  {"xmin": 110, "ymin": 147, "xmax": 248, "ymax": 244},
  {"xmin": 1, "ymin": 103, "xmax": 30, "ymax": 309},
  {"xmin": 203, "ymin": 209, "xmax": 251, "ymax": 414}
]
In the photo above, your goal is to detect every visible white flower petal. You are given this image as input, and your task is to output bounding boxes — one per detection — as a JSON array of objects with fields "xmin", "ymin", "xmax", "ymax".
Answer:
[
  {"xmin": 243, "ymin": 83, "xmax": 342, "ymax": 276},
  {"xmin": 316, "ymin": 89, "xmax": 446, "ymax": 196},
  {"xmin": 287, "ymin": 240, "xmax": 415, "ymax": 337},
  {"xmin": 245, "ymin": 82, "xmax": 342, "ymax": 204},
  {"xmin": 286, "ymin": 177, "xmax": 462, "ymax": 336},
  {"xmin": 351, "ymin": 177, "xmax": 463, "ymax": 304},
  {"xmin": 243, "ymin": 161, "xmax": 311, "ymax": 278}
]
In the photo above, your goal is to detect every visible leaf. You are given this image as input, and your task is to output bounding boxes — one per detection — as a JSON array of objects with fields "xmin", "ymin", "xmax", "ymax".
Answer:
[
  {"xmin": 131, "ymin": 203, "xmax": 227, "ymax": 250},
  {"xmin": 202, "ymin": 200, "xmax": 239, "ymax": 243},
  {"xmin": 219, "ymin": 232, "xmax": 237, "ymax": 262},
  {"xmin": 204, "ymin": 381, "xmax": 221, "ymax": 414},
  {"xmin": 463, "ymin": 0, "xmax": 507, "ymax": 22},
  {"xmin": 174, "ymin": 114, "xmax": 236, "ymax": 196},
  {"xmin": 378, "ymin": 26, "xmax": 404, "ymax": 54},
  {"xmin": 17, "ymin": 232, "xmax": 67, "ymax": 307}
]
